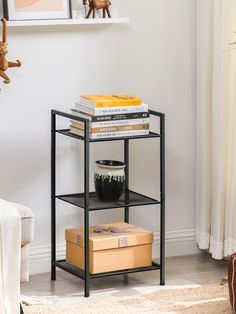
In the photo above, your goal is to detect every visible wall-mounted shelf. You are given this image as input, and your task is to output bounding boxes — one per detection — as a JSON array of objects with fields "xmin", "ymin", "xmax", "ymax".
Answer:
[{"xmin": 6, "ymin": 17, "xmax": 129, "ymax": 27}]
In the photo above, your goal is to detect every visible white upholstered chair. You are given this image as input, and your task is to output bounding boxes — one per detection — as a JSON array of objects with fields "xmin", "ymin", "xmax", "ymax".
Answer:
[
  {"xmin": 14, "ymin": 203, "xmax": 34, "ymax": 313},
  {"xmin": 14, "ymin": 203, "xmax": 34, "ymax": 283},
  {"xmin": 0, "ymin": 200, "xmax": 34, "ymax": 314}
]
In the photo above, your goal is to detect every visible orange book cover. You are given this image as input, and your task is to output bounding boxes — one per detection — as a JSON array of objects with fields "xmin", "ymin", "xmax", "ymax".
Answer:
[{"xmin": 80, "ymin": 94, "xmax": 142, "ymax": 108}]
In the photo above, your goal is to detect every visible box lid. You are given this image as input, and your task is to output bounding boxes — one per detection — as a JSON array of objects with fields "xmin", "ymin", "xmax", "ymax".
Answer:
[{"xmin": 65, "ymin": 222, "xmax": 153, "ymax": 251}]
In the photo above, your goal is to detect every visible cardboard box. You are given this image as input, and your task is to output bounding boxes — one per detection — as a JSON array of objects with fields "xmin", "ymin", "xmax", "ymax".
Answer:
[{"xmin": 65, "ymin": 222, "xmax": 153, "ymax": 274}]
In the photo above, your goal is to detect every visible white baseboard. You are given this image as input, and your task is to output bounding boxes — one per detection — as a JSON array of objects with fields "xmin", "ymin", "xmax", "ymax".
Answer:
[
  {"xmin": 153, "ymin": 228, "xmax": 199, "ymax": 258},
  {"xmin": 29, "ymin": 228, "xmax": 199, "ymax": 275}
]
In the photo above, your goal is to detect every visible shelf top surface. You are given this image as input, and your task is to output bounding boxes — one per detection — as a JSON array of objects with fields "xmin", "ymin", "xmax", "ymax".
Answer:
[
  {"xmin": 55, "ymin": 260, "xmax": 160, "ymax": 279},
  {"xmin": 53, "ymin": 109, "xmax": 163, "ymax": 141},
  {"xmin": 56, "ymin": 189, "xmax": 160, "ymax": 210},
  {"xmin": 57, "ymin": 129, "xmax": 160, "ymax": 142},
  {"xmin": 6, "ymin": 17, "xmax": 129, "ymax": 27}
]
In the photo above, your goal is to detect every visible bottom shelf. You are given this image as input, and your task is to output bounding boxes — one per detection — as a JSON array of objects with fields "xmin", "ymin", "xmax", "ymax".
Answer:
[{"xmin": 54, "ymin": 260, "xmax": 160, "ymax": 280}]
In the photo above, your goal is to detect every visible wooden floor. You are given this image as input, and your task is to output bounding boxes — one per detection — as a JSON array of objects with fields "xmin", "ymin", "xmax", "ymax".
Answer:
[{"xmin": 21, "ymin": 253, "xmax": 228, "ymax": 304}]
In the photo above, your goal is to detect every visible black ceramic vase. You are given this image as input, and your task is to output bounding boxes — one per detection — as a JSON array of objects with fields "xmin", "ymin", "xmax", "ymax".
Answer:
[{"xmin": 94, "ymin": 160, "xmax": 126, "ymax": 202}]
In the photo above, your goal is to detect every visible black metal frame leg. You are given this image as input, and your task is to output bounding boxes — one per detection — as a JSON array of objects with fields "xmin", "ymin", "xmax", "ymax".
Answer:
[
  {"xmin": 84, "ymin": 120, "xmax": 90, "ymax": 297},
  {"xmin": 20, "ymin": 303, "xmax": 24, "ymax": 314},
  {"xmin": 124, "ymin": 139, "xmax": 129, "ymax": 223},
  {"xmin": 124, "ymin": 139, "xmax": 129, "ymax": 284},
  {"xmin": 160, "ymin": 114, "xmax": 165, "ymax": 285},
  {"xmin": 51, "ymin": 112, "xmax": 56, "ymax": 281}
]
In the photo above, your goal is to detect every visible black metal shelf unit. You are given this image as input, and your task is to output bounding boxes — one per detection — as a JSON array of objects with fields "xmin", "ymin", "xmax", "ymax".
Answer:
[{"xmin": 51, "ymin": 109, "xmax": 165, "ymax": 297}]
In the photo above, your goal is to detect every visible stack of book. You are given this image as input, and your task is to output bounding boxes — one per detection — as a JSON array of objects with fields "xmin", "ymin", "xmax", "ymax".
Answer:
[{"xmin": 70, "ymin": 94, "xmax": 150, "ymax": 139}]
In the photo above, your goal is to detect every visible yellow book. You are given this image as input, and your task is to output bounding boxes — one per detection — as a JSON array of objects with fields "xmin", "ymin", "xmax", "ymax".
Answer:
[{"xmin": 80, "ymin": 94, "xmax": 142, "ymax": 108}]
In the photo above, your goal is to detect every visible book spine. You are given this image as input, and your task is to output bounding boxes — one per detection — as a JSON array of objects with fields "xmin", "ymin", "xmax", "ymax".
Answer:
[
  {"xmin": 80, "ymin": 99, "xmax": 142, "ymax": 108},
  {"xmin": 92, "ymin": 112, "xmax": 149, "ymax": 122},
  {"xmin": 71, "ymin": 118, "xmax": 150, "ymax": 129},
  {"xmin": 91, "ymin": 124, "xmax": 149, "ymax": 133},
  {"xmin": 71, "ymin": 109, "xmax": 149, "ymax": 121},
  {"xmin": 70, "ymin": 127, "xmax": 149, "ymax": 139},
  {"xmin": 70, "ymin": 127, "xmax": 84, "ymax": 137},
  {"xmin": 70, "ymin": 109, "xmax": 92, "ymax": 121},
  {"xmin": 75, "ymin": 103, "xmax": 149, "ymax": 116},
  {"xmin": 90, "ymin": 130, "xmax": 149, "ymax": 139}
]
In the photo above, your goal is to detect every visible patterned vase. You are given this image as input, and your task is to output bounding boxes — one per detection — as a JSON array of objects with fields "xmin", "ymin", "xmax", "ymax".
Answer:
[{"xmin": 94, "ymin": 160, "xmax": 126, "ymax": 201}]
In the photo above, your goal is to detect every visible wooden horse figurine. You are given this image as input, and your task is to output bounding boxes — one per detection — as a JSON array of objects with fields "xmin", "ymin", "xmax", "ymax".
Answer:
[
  {"xmin": 83, "ymin": 0, "xmax": 111, "ymax": 19},
  {"xmin": 0, "ymin": 18, "xmax": 21, "ymax": 84}
]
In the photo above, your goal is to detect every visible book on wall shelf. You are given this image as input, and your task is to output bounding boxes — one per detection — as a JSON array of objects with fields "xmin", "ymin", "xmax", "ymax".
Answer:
[{"xmin": 70, "ymin": 94, "xmax": 150, "ymax": 139}]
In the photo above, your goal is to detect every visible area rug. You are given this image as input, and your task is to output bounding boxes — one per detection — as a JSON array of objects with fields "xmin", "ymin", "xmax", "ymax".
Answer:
[{"xmin": 23, "ymin": 283, "xmax": 233, "ymax": 314}]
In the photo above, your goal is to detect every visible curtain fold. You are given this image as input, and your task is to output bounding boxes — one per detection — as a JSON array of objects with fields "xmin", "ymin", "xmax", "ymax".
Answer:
[{"xmin": 197, "ymin": 0, "xmax": 236, "ymax": 259}]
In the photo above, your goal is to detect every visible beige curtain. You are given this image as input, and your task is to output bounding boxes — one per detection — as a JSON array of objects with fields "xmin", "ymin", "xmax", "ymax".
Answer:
[{"xmin": 197, "ymin": 0, "xmax": 236, "ymax": 259}]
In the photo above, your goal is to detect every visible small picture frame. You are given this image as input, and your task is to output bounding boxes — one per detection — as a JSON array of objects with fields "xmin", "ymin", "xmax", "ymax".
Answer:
[{"xmin": 3, "ymin": 0, "xmax": 72, "ymax": 21}]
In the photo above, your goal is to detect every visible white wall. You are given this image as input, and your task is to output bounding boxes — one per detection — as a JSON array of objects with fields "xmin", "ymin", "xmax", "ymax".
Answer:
[{"xmin": 0, "ymin": 0, "xmax": 198, "ymax": 274}]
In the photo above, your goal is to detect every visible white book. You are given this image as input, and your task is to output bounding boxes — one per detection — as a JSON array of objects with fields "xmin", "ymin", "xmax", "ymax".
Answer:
[
  {"xmin": 70, "ymin": 127, "xmax": 149, "ymax": 139},
  {"xmin": 75, "ymin": 102, "xmax": 149, "ymax": 116},
  {"xmin": 71, "ymin": 118, "xmax": 150, "ymax": 128},
  {"xmin": 70, "ymin": 108, "xmax": 150, "ymax": 122}
]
